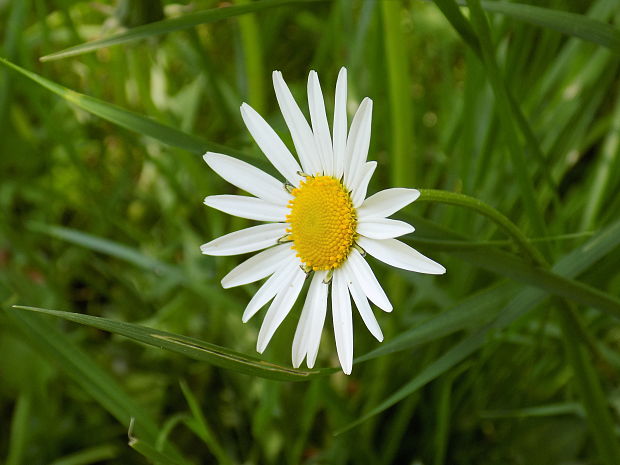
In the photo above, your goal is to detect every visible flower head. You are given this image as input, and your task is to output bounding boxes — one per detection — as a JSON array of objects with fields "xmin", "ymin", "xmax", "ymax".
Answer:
[{"xmin": 201, "ymin": 69, "xmax": 445, "ymax": 374}]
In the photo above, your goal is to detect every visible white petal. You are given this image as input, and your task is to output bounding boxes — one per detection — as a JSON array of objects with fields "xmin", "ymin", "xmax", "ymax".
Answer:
[
  {"xmin": 204, "ymin": 195, "xmax": 288, "ymax": 222},
  {"xmin": 203, "ymin": 152, "xmax": 290, "ymax": 205},
  {"xmin": 292, "ymin": 290, "xmax": 313, "ymax": 368},
  {"xmin": 257, "ymin": 266, "xmax": 306, "ymax": 353},
  {"xmin": 357, "ymin": 237, "xmax": 446, "ymax": 275},
  {"xmin": 221, "ymin": 244, "xmax": 293, "ymax": 289},
  {"xmin": 346, "ymin": 249, "xmax": 393, "ymax": 312},
  {"xmin": 358, "ymin": 188, "xmax": 420, "ymax": 219},
  {"xmin": 351, "ymin": 161, "xmax": 376, "ymax": 207},
  {"xmin": 200, "ymin": 223, "xmax": 286, "ymax": 256},
  {"xmin": 331, "ymin": 269, "xmax": 353, "ymax": 375},
  {"xmin": 332, "ymin": 67, "xmax": 348, "ymax": 180},
  {"xmin": 272, "ymin": 71, "xmax": 321, "ymax": 175},
  {"xmin": 344, "ymin": 97, "xmax": 372, "ymax": 188},
  {"xmin": 292, "ymin": 270, "xmax": 326, "ymax": 368},
  {"xmin": 242, "ymin": 259, "xmax": 298, "ymax": 322},
  {"xmin": 343, "ymin": 263, "xmax": 383, "ymax": 342},
  {"xmin": 357, "ymin": 218, "xmax": 415, "ymax": 240},
  {"xmin": 240, "ymin": 103, "xmax": 303, "ymax": 185},
  {"xmin": 305, "ymin": 270, "xmax": 328, "ymax": 368},
  {"xmin": 307, "ymin": 70, "xmax": 333, "ymax": 175}
]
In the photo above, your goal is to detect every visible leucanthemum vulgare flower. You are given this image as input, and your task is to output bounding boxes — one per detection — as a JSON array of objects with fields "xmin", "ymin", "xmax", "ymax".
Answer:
[{"xmin": 201, "ymin": 68, "xmax": 445, "ymax": 374}]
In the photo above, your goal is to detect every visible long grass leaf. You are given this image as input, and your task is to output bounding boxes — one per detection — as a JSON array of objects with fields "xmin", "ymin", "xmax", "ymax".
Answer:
[
  {"xmin": 0, "ymin": 57, "xmax": 235, "ymax": 156},
  {"xmin": 40, "ymin": 0, "xmax": 322, "ymax": 62},
  {"xmin": 11, "ymin": 306, "xmax": 334, "ymax": 381}
]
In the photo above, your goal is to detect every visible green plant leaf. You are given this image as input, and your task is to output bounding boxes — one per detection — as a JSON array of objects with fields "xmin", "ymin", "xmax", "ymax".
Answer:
[
  {"xmin": 11, "ymin": 305, "xmax": 335, "ymax": 381},
  {"xmin": 480, "ymin": 0, "xmax": 620, "ymax": 52},
  {"xmin": 0, "ymin": 56, "xmax": 235, "ymax": 156},
  {"xmin": 339, "ymin": 217, "xmax": 620, "ymax": 433},
  {"xmin": 40, "ymin": 0, "xmax": 323, "ymax": 62}
]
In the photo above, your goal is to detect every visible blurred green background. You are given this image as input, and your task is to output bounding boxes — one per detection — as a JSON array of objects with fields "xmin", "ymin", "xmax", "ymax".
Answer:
[{"xmin": 1, "ymin": 0, "xmax": 620, "ymax": 464}]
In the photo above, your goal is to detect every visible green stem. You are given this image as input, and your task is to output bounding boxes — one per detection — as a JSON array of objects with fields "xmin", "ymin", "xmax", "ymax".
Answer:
[
  {"xmin": 417, "ymin": 189, "xmax": 546, "ymax": 265},
  {"xmin": 382, "ymin": 0, "xmax": 414, "ymax": 186},
  {"xmin": 236, "ymin": 0, "xmax": 265, "ymax": 113}
]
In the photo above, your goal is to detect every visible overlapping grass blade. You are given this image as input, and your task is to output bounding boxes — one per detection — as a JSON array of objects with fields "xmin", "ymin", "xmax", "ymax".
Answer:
[
  {"xmin": 32, "ymin": 224, "xmax": 181, "ymax": 279},
  {"xmin": 339, "ymin": 217, "xmax": 620, "ymax": 432},
  {"xmin": 40, "ymin": 0, "xmax": 322, "ymax": 62},
  {"xmin": 3, "ymin": 310, "xmax": 174, "ymax": 453},
  {"xmin": 11, "ymin": 306, "xmax": 334, "ymax": 381},
  {"xmin": 480, "ymin": 0, "xmax": 620, "ymax": 52},
  {"xmin": 0, "ymin": 57, "xmax": 234, "ymax": 156}
]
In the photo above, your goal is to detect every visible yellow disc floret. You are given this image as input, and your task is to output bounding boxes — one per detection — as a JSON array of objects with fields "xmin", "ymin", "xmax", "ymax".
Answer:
[{"xmin": 286, "ymin": 175, "xmax": 357, "ymax": 271}]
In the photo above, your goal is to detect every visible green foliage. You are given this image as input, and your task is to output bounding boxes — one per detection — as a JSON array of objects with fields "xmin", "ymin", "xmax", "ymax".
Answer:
[{"xmin": 1, "ymin": 0, "xmax": 620, "ymax": 464}]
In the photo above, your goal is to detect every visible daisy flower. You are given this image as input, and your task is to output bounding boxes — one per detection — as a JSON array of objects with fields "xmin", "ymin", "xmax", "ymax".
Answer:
[{"xmin": 201, "ymin": 68, "xmax": 445, "ymax": 374}]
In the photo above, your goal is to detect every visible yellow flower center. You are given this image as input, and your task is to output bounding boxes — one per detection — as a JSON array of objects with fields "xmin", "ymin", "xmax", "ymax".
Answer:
[{"xmin": 286, "ymin": 175, "xmax": 357, "ymax": 271}]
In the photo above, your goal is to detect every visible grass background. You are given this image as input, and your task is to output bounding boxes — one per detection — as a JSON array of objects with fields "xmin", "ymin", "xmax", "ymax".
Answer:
[{"xmin": 1, "ymin": 0, "xmax": 620, "ymax": 463}]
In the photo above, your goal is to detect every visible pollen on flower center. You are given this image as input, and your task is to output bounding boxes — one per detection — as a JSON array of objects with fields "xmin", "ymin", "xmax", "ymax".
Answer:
[{"xmin": 286, "ymin": 175, "xmax": 357, "ymax": 271}]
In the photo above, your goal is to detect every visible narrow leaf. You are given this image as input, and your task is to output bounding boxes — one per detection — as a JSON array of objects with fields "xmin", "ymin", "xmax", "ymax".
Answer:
[
  {"xmin": 11, "ymin": 306, "xmax": 334, "ymax": 381},
  {"xmin": 40, "ymin": 0, "xmax": 323, "ymax": 61}
]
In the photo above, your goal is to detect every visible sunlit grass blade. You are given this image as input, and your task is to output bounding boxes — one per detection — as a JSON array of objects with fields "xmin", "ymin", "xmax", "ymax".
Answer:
[
  {"xmin": 356, "ymin": 282, "xmax": 515, "ymax": 363},
  {"xmin": 40, "ymin": 0, "xmax": 322, "ymax": 62},
  {"xmin": 480, "ymin": 0, "xmax": 620, "ymax": 51},
  {"xmin": 12, "ymin": 306, "xmax": 334, "ymax": 381},
  {"xmin": 0, "ymin": 57, "xmax": 236, "ymax": 156},
  {"xmin": 340, "ymin": 217, "xmax": 620, "ymax": 432}
]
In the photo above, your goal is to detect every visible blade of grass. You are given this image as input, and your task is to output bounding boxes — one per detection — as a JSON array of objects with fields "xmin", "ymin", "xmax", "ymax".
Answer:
[
  {"xmin": 0, "ymin": 56, "xmax": 239, "ymax": 157},
  {"xmin": 339, "ymin": 216, "xmax": 620, "ymax": 432},
  {"xmin": 3, "ymin": 309, "xmax": 188, "ymax": 460},
  {"xmin": 557, "ymin": 304, "xmax": 620, "ymax": 464},
  {"xmin": 465, "ymin": 0, "xmax": 550, "ymax": 256},
  {"xmin": 40, "ymin": 0, "xmax": 323, "ymax": 62},
  {"xmin": 479, "ymin": 0, "xmax": 620, "ymax": 52},
  {"xmin": 382, "ymin": 0, "xmax": 415, "ymax": 186},
  {"xmin": 179, "ymin": 380, "xmax": 232, "ymax": 465},
  {"xmin": 236, "ymin": 0, "xmax": 266, "ymax": 114},
  {"xmin": 49, "ymin": 445, "xmax": 119, "ymax": 465},
  {"xmin": 11, "ymin": 305, "xmax": 335, "ymax": 381},
  {"xmin": 5, "ymin": 393, "xmax": 31, "ymax": 465}
]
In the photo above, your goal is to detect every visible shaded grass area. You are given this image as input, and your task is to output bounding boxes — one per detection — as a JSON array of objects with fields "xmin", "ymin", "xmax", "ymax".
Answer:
[{"xmin": 1, "ymin": 0, "xmax": 620, "ymax": 464}]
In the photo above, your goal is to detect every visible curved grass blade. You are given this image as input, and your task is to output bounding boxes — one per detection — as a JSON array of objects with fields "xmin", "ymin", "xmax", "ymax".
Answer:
[
  {"xmin": 12, "ymin": 306, "xmax": 334, "ymax": 381},
  {"xmin": 480, "ymin": 0, "xmax": 620, "ymax": 52},
  {"xmin": 0, "ymin": 56, "xmax": 236, "ymax": 156},
  {"xmin": 340, "ymin": 217, "xmax": 620, "ymax": 433},
  {"xmin": 40, "ymin": 0, "xmax": 323, "ymax": 62}
]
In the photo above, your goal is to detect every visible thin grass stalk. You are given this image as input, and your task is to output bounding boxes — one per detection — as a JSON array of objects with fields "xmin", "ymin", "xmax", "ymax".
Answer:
[
  {"xmin": 237, "ymin": 0, "xmax": 266, "ymax": 113},
  {"xmin": 381, "ymin": 0, "xmax": 414, "ymax": 186}
]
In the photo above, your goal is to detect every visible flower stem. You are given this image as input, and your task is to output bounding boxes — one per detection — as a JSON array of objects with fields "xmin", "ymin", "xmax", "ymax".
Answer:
[{"xmin": 417, "ymin": 189, "xmax": 546, "ymax": 265}]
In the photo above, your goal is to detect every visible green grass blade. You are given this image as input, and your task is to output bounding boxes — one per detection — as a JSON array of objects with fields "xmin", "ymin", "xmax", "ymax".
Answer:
[
  {"xmin": 40, "ymin": 0, "xmax": 322, "ymax": 62},
  {"xmin": 382, "ymin": 0, "xmax": 415, "ymax": 185},
  {"xmin": 5, "ymin": 393, "xmax": 31, "ymax": 465},
  {"xmin": 179, "ymin": 380, "xmax": 232, "ymax": 465},
  {"xmin": 340, "ymin": 217, "xmax": 620, "ymax": 432},
  {"xmin": 129, "ymin": 437, "xmax": 190, "ymax": 465},
  {"xmin": 49, "ymin": 445, "xmax": 119, "ymax": 465},
  {"xmin": 356, "ymin": 282, "xmax": 515, "ymax": 363},
  {"xmin": 4, "ymin": 310, "xmax": 163, "ymax": 445},
  {"xmin": 466, "ymin": 0, "xmax": 550, "ymax": 254},
  {"xmin": 480, "ymin": 0, "xmax": 620, "ymax": 51},
  {"xmin": 0, "ymin": 56, "xmax": 234, "ymax": 156},
  {"xmin": 32, "ymin": 224, "xmax": 181, "ymax": 279},
  {"xmin": 557, "ymin": 306, "xmax": 620, "ymax": 464},
  {"xmin": 11, "ymin": 306, "xmax": 334, "ymax": 381}
]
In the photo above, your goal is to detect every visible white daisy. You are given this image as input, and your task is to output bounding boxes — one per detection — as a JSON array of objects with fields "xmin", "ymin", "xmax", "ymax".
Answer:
[{"xmin": 201, "ymin": 68, "xmax": 445, "ymax": 374}]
